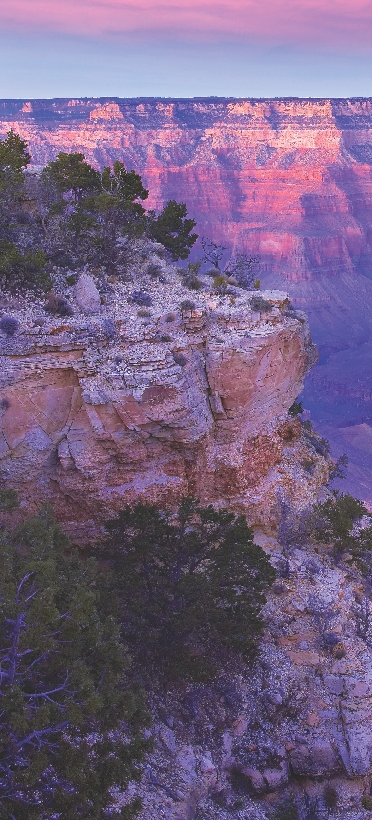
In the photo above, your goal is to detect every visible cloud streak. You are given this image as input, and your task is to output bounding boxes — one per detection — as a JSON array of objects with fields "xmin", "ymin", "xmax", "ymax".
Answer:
[{"xmin": 2, "ymin": 0, "xmax": 372, "ymax": 50}]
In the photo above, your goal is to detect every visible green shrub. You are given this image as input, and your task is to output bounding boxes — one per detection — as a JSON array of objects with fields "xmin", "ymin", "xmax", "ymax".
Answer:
[
  {"xmin": 0, "ymin": 240, "xmax": 50, "ymax": 292},
  {"xmin": 179, "ymin": 298, "xmax": 195, "ymax": 311},
  {"xmin": 361, "ymin": 795, "xmax": 372, "ymax": 810},
  {"xmin": 182, "ymin": 260, "xmax": 202, "ymax": 290},
  {"xmin": 96, "ymin": 499, "xmax": 275, "ymax": 681},
  {"xmin": 0, "ymin": 485, "xmax": 18, "ymax": 512},
  {"xmin": 311, "ymin": 493, "xmax": 368, "ymax": 554},
  {"xmin": 288, "ymin": 399, "xmax": 303, "ymax": 417},
  {"xmin": 65, "ymin": 273, "xmax": 77, "ymax": 286},
  {"xmin": 249, "ymin": 295, "xmax": 273, "ymax": 313},
  {"xmin": 213, "ymin": 274, "xmax": 228, "ymax": 293}
]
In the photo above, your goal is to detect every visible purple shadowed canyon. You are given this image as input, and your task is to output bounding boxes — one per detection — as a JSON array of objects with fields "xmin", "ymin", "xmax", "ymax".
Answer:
[{"xmin": 1, "ymin": 96, "xmax": 372, "ymax": 503}]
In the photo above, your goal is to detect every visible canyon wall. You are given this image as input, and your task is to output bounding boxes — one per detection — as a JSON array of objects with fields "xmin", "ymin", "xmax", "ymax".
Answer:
[
  {"xmin": 0, "ymin": 265, "xmax": 326, "ymax": 537},
  {"xmin": 1, "ymin": 96, "xmax": 372, "ymax": 501}
]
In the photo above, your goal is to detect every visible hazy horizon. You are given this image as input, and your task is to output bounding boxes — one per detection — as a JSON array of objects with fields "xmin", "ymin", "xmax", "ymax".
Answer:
[{"xmin": 1, "ymin": 0, "xmax": 372, "ymax": 99}]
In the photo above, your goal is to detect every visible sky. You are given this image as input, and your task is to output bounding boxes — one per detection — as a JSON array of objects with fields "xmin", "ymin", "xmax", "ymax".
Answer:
[{"xmin": 1, "ymin": 0, "xmax": 372, "ymax": 98}]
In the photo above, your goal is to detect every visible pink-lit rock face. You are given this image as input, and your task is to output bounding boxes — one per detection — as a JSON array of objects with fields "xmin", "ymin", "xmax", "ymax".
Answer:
[
  {"xmin": 1, "ymin": 96, "xmax": 372, "ymax": 501},
  {"xmin": 0, "ymin": 289, "xmax": 326, "ymax": 538},
  {"xmin": 1, "ymin": 96, "xmax": 372, "ymax": 282},
  {"xmin": 2, "ymin": 96, "xmax": 372, "ymax": 297}
]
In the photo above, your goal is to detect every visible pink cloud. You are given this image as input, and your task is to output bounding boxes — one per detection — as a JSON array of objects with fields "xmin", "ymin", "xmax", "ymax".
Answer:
[{"xmin": 2, "ymin": 0, "xmax": 372, "ymax": 50}]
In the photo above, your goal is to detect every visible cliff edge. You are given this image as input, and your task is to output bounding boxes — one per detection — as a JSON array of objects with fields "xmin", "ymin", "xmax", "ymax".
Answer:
[{"xmin": 0, "ymin": 253, "xmax": 326, "ymax": 536}]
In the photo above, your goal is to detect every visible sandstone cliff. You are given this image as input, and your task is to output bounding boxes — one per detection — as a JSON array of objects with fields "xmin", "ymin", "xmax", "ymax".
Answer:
[
  {"xmin": 0, "ymin": 256, "xmax": 325, "ymax": 537},
  {"xmin": 1, "ymin": 96, "xmax": 372, "ymax": 502}
]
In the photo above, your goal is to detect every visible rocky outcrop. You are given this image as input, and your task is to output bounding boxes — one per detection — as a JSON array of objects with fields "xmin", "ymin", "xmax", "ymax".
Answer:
[
  {"xmin": 1, "ymin": 96, "xmax": 372, "ymax": 502},
  {"xmin": 0, "ymin": 271, "xmax": 325, "ymax": 537}
]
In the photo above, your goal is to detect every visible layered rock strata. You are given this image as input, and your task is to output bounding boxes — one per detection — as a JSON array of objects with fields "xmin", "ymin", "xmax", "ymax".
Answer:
[
  {"xmin": 1, "ymin": 96, "xmax": 372, "ymax": 502},
  {"xmin": 1, "ymin": 97, "xmax": 372, "ymax": 285},
  {"xmin": 0, "ymin": 276, "xmax": 325, "ymax": 536}
]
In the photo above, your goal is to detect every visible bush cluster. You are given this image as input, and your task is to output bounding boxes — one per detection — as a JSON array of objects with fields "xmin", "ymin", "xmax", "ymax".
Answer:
[
  {"xmin": 0, "ymin": 315, "xmax": 19, "ymax": 336},
  {"xmin": 179, "ymin": 298, "xmax": 195, "ymax": 311},
  {"xmin": 0, "ymin": 489, "xmax": 275, "ymax": 817},
  {"xmin": 130, "ymin": 289, "xmax": 152, "ymax": 306},
  {"xmin": 249, "ymin": 295, "xmax": 273, "ymax": 313},
  {"xmin": 0, "ymin": 131, "xmax": 198, "ymax": 292},
  {"xmin": 95, "ymin": 499, "xmax": 275, "ymax": 682}
]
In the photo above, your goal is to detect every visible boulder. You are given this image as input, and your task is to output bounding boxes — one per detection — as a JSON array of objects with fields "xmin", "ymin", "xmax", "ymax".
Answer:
[
  {"xmin": 323, "ymin": 674, "xmax": 344, "ymax": 695},
  {"xmin": 241, "ymin": 767, "xmax": 266, "ymax": 794},
  {"xmin": 289, "ymin": 740, "xmax": 341, "ymax": 776},
  {"xmin": 75, "ymin": 274, "xmax": 101, "ymax": 315},
  {"xmin": 262, "ymin": 760, "xmax": 289, "ymax": 790},
  {"xmin": 344, "ymin": 725, "xmax": 372, "ymax": 776}
]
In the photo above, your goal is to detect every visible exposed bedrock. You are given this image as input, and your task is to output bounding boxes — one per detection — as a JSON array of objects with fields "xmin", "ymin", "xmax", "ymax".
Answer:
[
  {"xmin": 2, "ymin": 96, "xmax": 372, "ymax": 500},
  {"xmin": 0, "ymin": 288, "xmax": 326, "ymax": 537}
]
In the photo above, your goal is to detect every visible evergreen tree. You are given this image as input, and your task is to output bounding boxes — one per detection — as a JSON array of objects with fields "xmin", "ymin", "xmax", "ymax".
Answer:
[
  {"xmin": 311, "ymin": 492, "xmax": 368, "ymax": 553},
  {"xmin": 88, "ymin": 161, "xmax": 149, "ymax": 272},
  {"xmin": 148, "ymin": 200, "xmax": 198, "ymax": 261},
  {"xmin": 42, "ymin": 154, "xmax": 148, "ymax": 272},
  {"xmin": 0, "ymin": 507, "xmax": 147, "ymax": 819},
  {"xmin": 0, "ymin": 131, "xmax": 47, "ymax": 291},
  {"xmin": 0, "ymin": 130, "xmax": 30, "ymax": 189},
  {"xmin": 98, "ymin": 499, "xmax": 275, "ymax": 681},
  {"xmin": 42, "ymin": 152, "xmax": 101, "ymax": 203}
]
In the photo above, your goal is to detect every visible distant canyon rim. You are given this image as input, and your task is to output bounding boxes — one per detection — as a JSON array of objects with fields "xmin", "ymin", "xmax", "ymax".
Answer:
[{"xmin": 1, "ymin": 96, "xmax": 372, "ymax": 503}]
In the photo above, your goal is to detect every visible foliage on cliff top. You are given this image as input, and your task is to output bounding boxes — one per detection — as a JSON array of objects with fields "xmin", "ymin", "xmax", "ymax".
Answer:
[
  {"xmin": 96, "ymin": 499, "xmax": 275, "ymax": 681},
  {"xmin": 148, "ymin": 199, "xmax": 198, "ymax": 261},
  {"xmin": 0, "ymin": 133, "xmax": 198, "ymax": 289},
  {"xmin": 0, "ymin": 130, "xmax": 30, "ymax": 186},
  {"xmin": 0, "ymin": 131, "xmax": 49, "ymax": 292},
  {"xmin": 0, "ymin": 506, "xmax": 147, "ymax": 820}
]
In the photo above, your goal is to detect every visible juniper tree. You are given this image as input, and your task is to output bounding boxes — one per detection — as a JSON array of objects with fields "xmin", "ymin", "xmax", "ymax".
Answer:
[
  {"xmin": 42, "ymin": 154, "xmax": 148, "ymax": 272},
  {"xmin": 0, "ymin": 508, "xmax": 147, "ymax": 820},
  {"xmin": 98, "ymin": 499, "xmax": 275, "ymax": 681},
  {"xmin": 0, "ymin": 131, "xmax": 47, "ymax": 291},
  {"xmin": 148, "ymin": 201, "xmax": 198, "ymax": 261}
]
